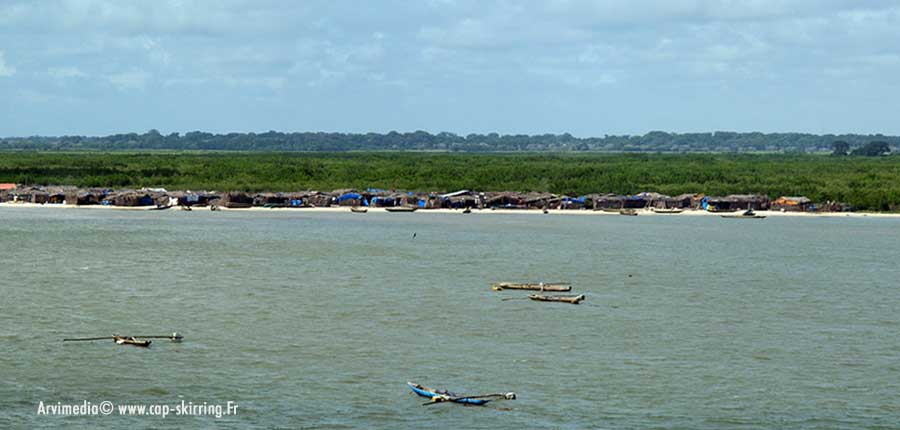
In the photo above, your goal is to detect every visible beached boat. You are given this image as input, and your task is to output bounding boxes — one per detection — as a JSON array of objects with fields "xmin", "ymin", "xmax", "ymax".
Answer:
[
  {"xmin": 528, "ymin": 294, "xmax": 585, "ymax": 304},
  {"xmin": 113, "ymin": 336, "xmax": 151, "ymax": 347},
  {"xmin": 350, "ymin": 206, "xmax": 368, "ymax": 213},
  {"xmin": 651, "ymin": 207, "xmax": 683, "ymax": 214},
  {"xmin": 619, "ymin": 209, "xmax": 638, "ymax": 216},
  {"xmin": 407, "ymin": 382, "xmax": 515, "ymax": 406},
  {"xmin": 721, "ymin": 209, "xmax": 766, "ymax": 219},
  {"xmin": 491, "ymin": 282, "xmax": 571, "ymax": 292},
  {"xmin": 148, "ymin": 205, "xmax": 172, "ymax": 211},
  {"xmin": 462, "ymin": 207, "xmax": 472, "ymax": 214},
  {"xmin": 385, "ymin": 206, "xmax": 417, "ymax": 212}
]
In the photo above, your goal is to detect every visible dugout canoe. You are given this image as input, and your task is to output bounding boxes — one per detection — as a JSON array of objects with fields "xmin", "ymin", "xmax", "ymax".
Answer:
[
  {"xmin": 113, "ymin": 336, "xmax": 151, "ymax": 347},
  {"xmin": 491, "ymin": 282, "xmax": 571, "ymax": 292},
  {"xmin": 528, "ymin": 294, "xmax": 586, "ymax": 304},
  {"xmin": 407, "ymin": 382, "xmax": 515, "ymax": 406},
  {"xmin": 350, "ymin": 206, "xmax": 368, "ymax": 213},
  {"xmin": 385, "ymin": 206, "xmax": 417, "ymax": 212},
  {"xmin": 720, "ymin": 209, "xmax": 766, "ymax": 219}
]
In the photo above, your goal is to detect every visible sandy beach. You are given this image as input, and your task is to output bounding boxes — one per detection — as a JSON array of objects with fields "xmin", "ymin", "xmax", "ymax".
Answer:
[{"xmin": 2, "ymin": 202, "xmax": 898, "ymax": 218}]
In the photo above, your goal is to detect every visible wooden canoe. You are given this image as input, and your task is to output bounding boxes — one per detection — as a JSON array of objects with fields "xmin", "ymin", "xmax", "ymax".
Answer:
[
  {"xmin": 651, "ymin": 207, "xmax": 683, "ymax": 214},
  {"xmin": 720, "ymin": 214, "xmax": 766, "ymax": 219},
  {"xmin": 350, "ymin": 206, "xmax": 368, "ymax": 213},
  {"xmin": 528, "ymin": 294, "xmax": 585, "ymax": 304},
  {"xmin": 113, "ymin": 336, "xmax": 151, "ymax": 347},
  {"xmin": 619, "ymin": 209, "xmax": 638, "ymax": 216},
  {"xmin": 721, "ymin": 209, "xmax": 766, "ymax": 219},
  {"xmin": 491, "ymin": 282, "xmax": 571, "ymax": 292},
  {"xmin": 407, "ymin": 382, "xmax": 515, "ymax": 406},
  {"xmin": 385, "ymin": 206, "xmax": 417, "ymax": 212}
]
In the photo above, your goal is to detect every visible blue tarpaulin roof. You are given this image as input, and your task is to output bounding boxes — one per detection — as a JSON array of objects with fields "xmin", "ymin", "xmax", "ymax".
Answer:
[{"xmin": 337, "ymin": 193, "xmax": 362, "ymax": 202}]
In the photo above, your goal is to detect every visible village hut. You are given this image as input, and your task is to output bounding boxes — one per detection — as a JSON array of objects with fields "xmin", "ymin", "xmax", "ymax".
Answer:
[
  {"xmin": 485, "ymin": 192, "xmax": 526, "ymax": 209},
  {"xmin": 0, "ymin": 183, "xmax": 17, "ymax": 201},
  {"xmin": 560, "ymin": 196, "xmax": 588, "ymax": 210},
  {"xmin": 218, "ymin": 192, "xmax": 254, "ymax": 208},
  {"xmin": 173, "ymin": 191, "xmax": 219, "ymax": 207},
  {"xmin": 635, "ymin": 192, "xmax": 675, "ymax": 209},
  {"xmin": 44, "ymin": 186, "xmax": 71, "ymax": 204},
  {"xmin": 253, "ymin": 192, "xmax": 290, "ymax": 207},
  {"xmin": 299, "ymin": 191, "xmax": 334, "ymax": 207},
  {"xmin": 432, "ymin": 190, "xmax": 475, "ymax": 209},
  {"xmin": 706, "ymin": 194, "xmax": 770, "ymax": 211},
  {"xmin": 336, "ymin": 191, "xmax": 365, "ymax": 207},
  {"xmin": 112, "ymin": 191, "xmax": 156, "ymax": 207},
  {"xmin": 772, "ymin": 196, "xmax": 813, "ymax": 212},
  {"xmin": 591, "ymin": 194, "xmax": 625, "ymax": 210},
  {"xmin": 67, "ymin": 189, "xmax": 106, "ymax": 205},
  {"xmin": 28, "ymin": 188, "xmax": 50, "ymax": 204},
  {"xmin": 819, "ymin": 201, "xmax": 851, "ymax": 212},
  {"xmin": 671, "ymin": 193, "xmax": 702, "ymax": 209},
  {"xmin": 522, "ymin": 192, "xmax": 559, "ymax": 209}
]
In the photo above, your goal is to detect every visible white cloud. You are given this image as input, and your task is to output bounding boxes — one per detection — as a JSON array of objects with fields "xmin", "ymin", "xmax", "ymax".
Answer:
[
  {"xmin": 47, "ymin": 66, "xmax": 87, "ymax": 79},
  {"xmin": 105, "ymin": 69, "xmax": 150, "ymax": 90},
  {"xmin": 0, "ymin": 51, "xmax": 16, "ymax": 77}
]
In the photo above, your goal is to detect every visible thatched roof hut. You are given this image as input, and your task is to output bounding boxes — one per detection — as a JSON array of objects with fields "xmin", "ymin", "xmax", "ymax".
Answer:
[
  {"xmin": 485, "ymin": 192, "xmax": 526, "ymax": 208},
  {"xmin": 218, "ymin": 192, "xmax": 254, "ymax": 208},
  {"xmin": 111, "ymin": 191, "xmax": 156, "ymax": 207},
  {"xmin": 672, "ymin": 193, "xmax": 702, "ymax": 209},
  {"xmin": 298, "ymin": 191, "xmax": 333, "ymax": 207},
  {"xmin": 706, "ymin": 194, "xmax": 770, "ymax": 211},
  {"xmin": 772, "ymin": 196, "xmax": 813, "ymax": 212}
]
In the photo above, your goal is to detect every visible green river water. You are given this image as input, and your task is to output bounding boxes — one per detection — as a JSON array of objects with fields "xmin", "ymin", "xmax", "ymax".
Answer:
[{"xmin": 1, "ymin": 208, "xmax": 898, "ymax": 429}]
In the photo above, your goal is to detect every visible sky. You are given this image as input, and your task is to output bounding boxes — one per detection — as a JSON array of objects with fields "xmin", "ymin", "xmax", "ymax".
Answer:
[{"xmin": 1, "ymin": 0, "xmax": 899, "ymax": 137}]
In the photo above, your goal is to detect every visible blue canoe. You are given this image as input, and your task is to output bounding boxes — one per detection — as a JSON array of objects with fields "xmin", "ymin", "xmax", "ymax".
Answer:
[{"xmin": 407, "ymin": 382, "xmax": 492, "ymax": 405}]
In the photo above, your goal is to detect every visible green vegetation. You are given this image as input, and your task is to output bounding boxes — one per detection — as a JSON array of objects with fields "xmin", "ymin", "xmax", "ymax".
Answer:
[
  {"xmin": 2, "ymin": 152, "xmax": 900, "ymax": 211},
  {"xmin": 2, "ymin": 129, "xmax": 899, "ymax": 153}
]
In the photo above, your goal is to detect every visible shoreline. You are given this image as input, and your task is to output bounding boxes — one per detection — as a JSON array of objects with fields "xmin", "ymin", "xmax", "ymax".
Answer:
[{"xmin": 2, "ymin": 202, "xmax": 898, "ymax": 218}]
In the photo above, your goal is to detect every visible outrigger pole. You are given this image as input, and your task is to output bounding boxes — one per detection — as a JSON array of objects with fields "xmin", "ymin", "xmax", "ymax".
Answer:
[{"xmin": 63, "ymin": 332, "xmax": 184, "ymax": 342}]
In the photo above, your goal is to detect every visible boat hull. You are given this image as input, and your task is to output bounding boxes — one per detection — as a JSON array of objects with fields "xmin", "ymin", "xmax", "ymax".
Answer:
[
  {"xmin": 407, "ymin": 382, "xmax": 490, "ymax": 405},
  {"xmin": 528, "ymin": 294, "xmax": 585, "ymax": 304},
  {"xmin": 491, "ymin": 283, "xmax": 571, "ymax": 292}
]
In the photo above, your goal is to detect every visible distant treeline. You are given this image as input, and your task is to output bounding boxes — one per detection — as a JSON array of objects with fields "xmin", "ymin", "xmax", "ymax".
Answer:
[
  {"xmin": 2, "ymin": 130, "xmax": 899, "ymax": 153},
  {"xmin": 2, "ymin": 152, "xmax": 900, "ymax": 211}
]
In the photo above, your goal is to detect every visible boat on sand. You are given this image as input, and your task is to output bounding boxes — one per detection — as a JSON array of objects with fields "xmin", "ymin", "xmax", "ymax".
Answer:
[{"xmin": 385, "ymin": 206, "xmax": 417, "ymax": 213}]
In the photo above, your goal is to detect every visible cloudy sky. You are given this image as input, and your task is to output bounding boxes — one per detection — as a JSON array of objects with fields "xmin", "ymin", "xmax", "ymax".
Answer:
[{"xmin": 1, "ymin": 0, "xmax": 899, "ymax": 137}]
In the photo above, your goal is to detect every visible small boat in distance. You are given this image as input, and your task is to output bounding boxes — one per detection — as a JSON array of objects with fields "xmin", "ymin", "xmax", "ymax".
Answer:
[
  {"xmin": 619, "ymin": 209, "xmax": 638, "ymax": 216},
  {"xmin": 721, "ymin": 208, "xmax": 766, "ymax": 219},
  {"xmin": 385, "ymin": 206, "xmax": 417, "ymax": 212},
  {"xmin": 491, "ymin": 282, "xmax": 571, "ymax": 292},
  {"xmin": 528, "ymin": 294, "xmax": 586, "ymax": 304},
  {"xmin": 407, "ymin": 382, "xmax": 516, "ymax": 406},
  {"xmin": 113, "ymin": 336, "xmax": 151, "ymax": 347},
  {"xmin": 350, "ymin": 206, "xmax": 368, "ymax": 213},
  {"xmin": 651, "ymin": 207, "xmax": 683, "ymax": 214}
]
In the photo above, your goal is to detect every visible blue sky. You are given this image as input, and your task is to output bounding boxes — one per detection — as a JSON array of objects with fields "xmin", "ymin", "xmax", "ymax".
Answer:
[{"xmin": 1, "ymin": 0, "xmax": 899, "ymax": 137}]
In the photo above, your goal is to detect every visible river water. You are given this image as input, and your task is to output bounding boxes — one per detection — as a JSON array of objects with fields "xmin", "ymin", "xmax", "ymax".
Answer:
[{"xmin": 1, "ymin": 208, "xmax": 898, "ymax": 429}]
